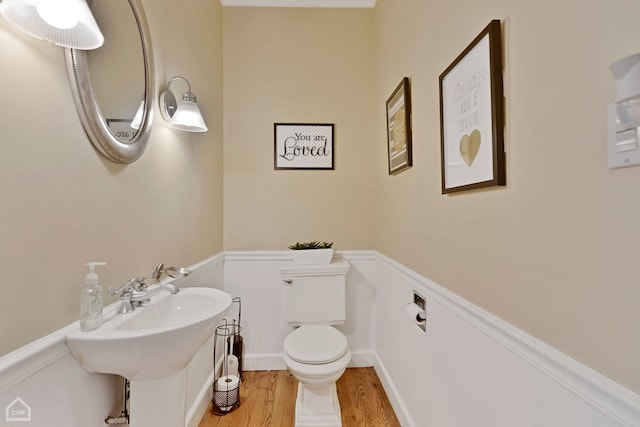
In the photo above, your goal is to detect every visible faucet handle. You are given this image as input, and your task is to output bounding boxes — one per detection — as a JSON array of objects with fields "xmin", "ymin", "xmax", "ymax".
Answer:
[
  {"xmin": 107, "ymin": 277, "xmax": 139, "ymax": 297},
  {"xmin": 135, "ymin": 276, "xmax": 158, "ymax": 291},
  {"xmin": 152, "ymin": 263, "xmax": 165, "ymax": 280}
]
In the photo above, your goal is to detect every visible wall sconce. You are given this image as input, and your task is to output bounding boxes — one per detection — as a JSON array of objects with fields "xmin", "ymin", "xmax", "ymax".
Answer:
[
  {"xmin": 608, "ymin": 53, "xmax": 640, "ymax": 168},
  {"xmin": 159, "ymin": 76, "xmax": 208, "ymax": 132},
  {"xmin": 0, "ymin": 0, "xmax": 104, "ymax": 50}
]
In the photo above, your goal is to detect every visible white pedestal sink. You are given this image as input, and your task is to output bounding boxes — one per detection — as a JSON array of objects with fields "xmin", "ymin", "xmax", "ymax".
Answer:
[{"xmin": 66, "ymin": 286, "xmax": 232, "ymax": 427}]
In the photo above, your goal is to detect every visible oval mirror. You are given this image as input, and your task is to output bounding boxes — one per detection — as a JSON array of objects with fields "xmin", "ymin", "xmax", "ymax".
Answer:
[{"xmin": 65, "ymin": 0, "xmax": 154, "ymax": 164}]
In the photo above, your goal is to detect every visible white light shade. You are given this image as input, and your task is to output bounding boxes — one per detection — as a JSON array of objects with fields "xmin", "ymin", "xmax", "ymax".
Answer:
[
  {"xmin": 169, "ymin": 100, "xmax": 208, "ymax": 132},
  {"xmin": 0, "ymin": 0, "xmax": 104, "ymax": 49}
]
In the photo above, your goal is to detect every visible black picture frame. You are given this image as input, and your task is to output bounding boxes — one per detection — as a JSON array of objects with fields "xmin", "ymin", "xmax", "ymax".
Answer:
[{"xmin": 274, "ymin": 123, "xmax": 334, "ymax": 170}]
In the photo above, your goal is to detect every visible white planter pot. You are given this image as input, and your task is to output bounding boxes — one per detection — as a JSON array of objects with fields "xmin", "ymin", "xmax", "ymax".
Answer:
[{"xmin": 290, "ymin": 248, "xmax": 334, "ymax": 264}]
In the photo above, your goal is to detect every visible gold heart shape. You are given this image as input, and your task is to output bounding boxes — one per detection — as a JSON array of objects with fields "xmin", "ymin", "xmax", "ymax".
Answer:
[{"xmin": 459, "ymin": 129, "xmax": 481, "ymax": 166}]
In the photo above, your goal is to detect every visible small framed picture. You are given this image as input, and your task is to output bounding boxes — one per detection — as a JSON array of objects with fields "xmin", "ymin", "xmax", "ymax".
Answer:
[
  {"xmin": 439, "ymin": 20, "xmax": 506, "ymax": 193},
  {"xmin": 274, "ymin": 123, "xmax": 334, "ymax": 170},
  {"xmin": 385, "ymin": 77, "xmax": 413, "ymax": 175}
]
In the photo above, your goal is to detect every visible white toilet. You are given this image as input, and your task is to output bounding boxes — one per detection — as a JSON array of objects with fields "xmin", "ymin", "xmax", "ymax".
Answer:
[{"xmin": 281, "ymin": 260, "xmax": 351, "ymax": 427}]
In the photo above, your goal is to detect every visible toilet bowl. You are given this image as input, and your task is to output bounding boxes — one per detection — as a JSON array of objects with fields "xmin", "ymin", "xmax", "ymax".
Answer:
[
  {"xmin": 283, "ymin": 325, "xmax": 351, "ymax": 427},
  {"xmin": 284, "ymin": 325, "xmax": 351, "ymax": 382},
  {"xmin": 280, "ymin": 260, "xmax": 351, "ymax": 427}
]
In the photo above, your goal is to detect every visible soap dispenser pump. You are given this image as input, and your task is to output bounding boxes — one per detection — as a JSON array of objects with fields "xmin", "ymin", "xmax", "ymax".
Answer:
[{"xmin": 80, "ymin": 261, "xmax": 107, "ymax": 332}]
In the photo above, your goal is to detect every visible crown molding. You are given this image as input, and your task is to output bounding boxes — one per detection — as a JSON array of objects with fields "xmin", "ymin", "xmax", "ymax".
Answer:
[{"xmin": 220, "ymin": 0, "xmax": 376, "ymax": 7}]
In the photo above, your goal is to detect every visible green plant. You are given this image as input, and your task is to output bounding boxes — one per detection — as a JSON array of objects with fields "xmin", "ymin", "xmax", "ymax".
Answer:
[{"xmin": 288, "ymin": 241, "xmax": 334, "ymax": 250}]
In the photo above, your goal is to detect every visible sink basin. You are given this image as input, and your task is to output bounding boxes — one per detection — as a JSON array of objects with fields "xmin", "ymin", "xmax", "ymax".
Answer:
[{"xmin": 66, "ymin": 287, "xmax": 232, "ymax": 381}]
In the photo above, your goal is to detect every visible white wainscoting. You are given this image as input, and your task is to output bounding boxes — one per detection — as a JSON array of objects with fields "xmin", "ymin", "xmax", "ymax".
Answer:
[
  {"xmin": 0, "ymin": 322, "xmax": 119, "ymax": 427},
  {"xmin": 222, "ymin": 250, "xmax": 377, "ymax": 371},
  {"xmin": 1, "ymin": 251, "xmax": 638, "ymax": 427},
  {"xmin": 0, "ymin": 253, "xmax": 224, "ymax": 427},
  {"xmin": 373, "ymin": 253, "xmax": 640, "ymax": 427}
]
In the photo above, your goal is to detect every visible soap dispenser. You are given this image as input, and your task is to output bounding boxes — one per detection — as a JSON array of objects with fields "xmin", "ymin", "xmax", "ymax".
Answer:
[{"xmin": 80, "ymin": 261, "xmax": 107, "ymax": 331}]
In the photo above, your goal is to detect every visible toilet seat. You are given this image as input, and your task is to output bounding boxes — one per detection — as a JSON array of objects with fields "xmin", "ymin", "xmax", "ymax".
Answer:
[
  {"xmin": 284, "ymin": 325, "xmax": 348, "ymax": 365},
  {"xmin": 284, "ymin": 348, "xmax": 351, "ymax": 384}
]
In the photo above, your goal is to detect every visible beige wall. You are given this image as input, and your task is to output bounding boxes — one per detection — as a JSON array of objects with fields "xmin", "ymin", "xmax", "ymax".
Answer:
[
  {"xmin": 372, "ymin": 0, "xmax": 640, "ymax": 392},
  {"xmin": 2, "ymin": 0, "xmax": 639, "ymax": 397},
  {"xmin": 0, "ymin": 0, "xmax": 223, "ymax": 356},
  {"xmin": 222, "ymin": 1, "xmax": 640, "ymax": 392},
  {"xmin": 222, "ymin": 7, "xmax": 376, "ymax": 251}
]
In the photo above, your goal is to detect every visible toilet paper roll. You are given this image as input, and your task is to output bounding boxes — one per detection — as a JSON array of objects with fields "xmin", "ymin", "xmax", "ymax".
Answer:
[
  {"xmin": 216, "ymin": 374, "xmax": 239, "ymax": 392},
  {"xmin": 214, "ymin": 375, "xmax": 240, "ymax": 411},
  {"xmin": 406, "ymin": 302, "xmax": 426, "ymax": 325}
]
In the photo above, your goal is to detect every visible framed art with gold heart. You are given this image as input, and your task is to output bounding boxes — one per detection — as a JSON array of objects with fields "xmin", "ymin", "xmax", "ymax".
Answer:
[{"xmin": 439, "ymin": 20, "xmax": 506, "ymax": 193}]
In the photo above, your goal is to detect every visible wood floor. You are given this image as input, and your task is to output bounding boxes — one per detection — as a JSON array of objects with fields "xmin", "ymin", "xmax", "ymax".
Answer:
[{"xmin": 198, "ymin": 368, "xmax": 401, "ymax": 427}]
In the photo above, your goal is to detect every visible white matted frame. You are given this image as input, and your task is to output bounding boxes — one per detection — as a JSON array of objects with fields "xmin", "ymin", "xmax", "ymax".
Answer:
[
  {"xmin": 439, "ymin": 20, "xmax": 506, "ymax": 194},
  {"xmin": 274, "ymin": 123, "xmax": 334, "ymax": 170}
]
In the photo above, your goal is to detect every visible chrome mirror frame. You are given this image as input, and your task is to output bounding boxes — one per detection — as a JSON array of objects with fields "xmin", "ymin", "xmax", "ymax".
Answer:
[{"xmin": 65, "ymin": 0, "xmax": 154, "ymax": 164}]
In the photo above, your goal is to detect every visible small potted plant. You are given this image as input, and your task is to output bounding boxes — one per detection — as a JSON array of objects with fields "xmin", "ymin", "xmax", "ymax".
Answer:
[{"xmin": 288, "ymin": 241, "xmax": 334, "ymax": 264}]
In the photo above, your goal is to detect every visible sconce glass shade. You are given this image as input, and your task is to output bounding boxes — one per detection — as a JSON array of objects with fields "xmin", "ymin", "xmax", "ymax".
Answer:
[
  {"xmin": 0, "ymin": 0, "xmax": 104, "ymax": 50},
  {"xmin": 169, "ymin": 98, "xmax": 208, "ymax": 132},
  {"xmin": 159, "ymin": 76, "xmax": 208, "ymax": 133}
]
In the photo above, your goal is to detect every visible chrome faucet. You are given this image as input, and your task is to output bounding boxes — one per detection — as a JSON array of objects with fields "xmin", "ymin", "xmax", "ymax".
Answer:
[
  {"xmin": 134, "ymin": 264, "xmax": 166, "ymax": 293},
  {"xmin": 131, "ymin": 283, "xmax": 179, "ymax": 302},
  {"xmin": 107, "ymin": 264, "xmax": 189, "ymax": 314},
  {"xmin": 108, "ymin": 277, "xmax": 180, "ymax": 314}
]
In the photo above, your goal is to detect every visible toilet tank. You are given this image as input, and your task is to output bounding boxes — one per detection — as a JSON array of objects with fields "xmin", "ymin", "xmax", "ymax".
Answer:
[{"xmin": 280, "ymin": 260, "xmax": 350, "ymax": 326}]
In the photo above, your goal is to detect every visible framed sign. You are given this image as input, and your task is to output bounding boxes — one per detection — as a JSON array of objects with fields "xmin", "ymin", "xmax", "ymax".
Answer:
[
  {"xmin": 274, "ymin": 123, "xmax": 334, "ymax": 170},
  {"xmin": 386, "ymin": 77, "xmax": 413, "ymax": 175},
  {"xmin": 439, "ymin": 20, "xmax": 505, "ymax": 194}
]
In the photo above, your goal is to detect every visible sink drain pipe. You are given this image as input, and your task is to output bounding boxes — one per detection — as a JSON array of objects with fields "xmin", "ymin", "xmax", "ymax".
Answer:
[{"xmin": 105, "ymin": 377, "xmax": 130, "ymax": 425}]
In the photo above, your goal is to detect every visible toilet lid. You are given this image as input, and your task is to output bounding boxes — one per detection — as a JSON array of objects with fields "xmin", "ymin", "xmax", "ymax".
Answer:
[{"xmin": 284, "ymin": 325, "xmax": 348, "ymax": 365}]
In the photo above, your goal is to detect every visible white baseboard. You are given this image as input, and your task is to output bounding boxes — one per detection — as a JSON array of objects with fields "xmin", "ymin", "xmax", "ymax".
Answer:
[
  {"xmin": 374, "ymin": 354, "xmax": 415, "ymax": 427},
  {"xmin": 348, "ymin": 350, "xmax": 375, "ymax": 367},
  {"xmin": 243, "ymin": 350, "xmax": 374, "ymax": 372},
  {"xmin": 243, "ymin": 353, "xmax": 287, "ymax": 371},
  {"xmin": 186, "ymin": 369, "xmax": 215, "ymax": 427}
]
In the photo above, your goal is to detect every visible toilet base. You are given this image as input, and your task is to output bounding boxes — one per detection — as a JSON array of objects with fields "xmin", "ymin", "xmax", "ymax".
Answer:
[{"xmin": 294, "ymin": 382, "xmax": 342, "ymax": 427}]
